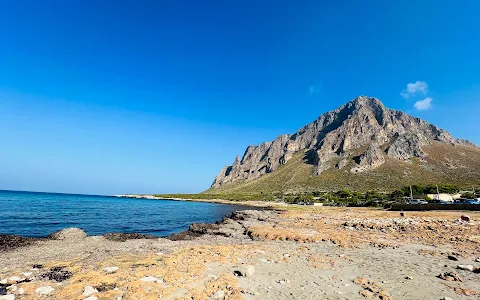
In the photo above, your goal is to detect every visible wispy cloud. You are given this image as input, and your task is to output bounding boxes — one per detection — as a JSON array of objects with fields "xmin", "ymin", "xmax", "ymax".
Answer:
[
  {"xmin": 400, "ymin": 81, "xmax": 428, "ymax": 99},
  {"xmin": 414, "ymin": 97, "xmax": 433, "ymax": 111},
  {"xmin": 309, "ymin": 85, "xmax": 319, "ymax": 95}
]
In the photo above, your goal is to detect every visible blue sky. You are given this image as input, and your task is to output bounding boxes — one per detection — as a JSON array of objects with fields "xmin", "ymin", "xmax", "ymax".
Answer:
[{"xmin": 1, "ymin": 1, "xmax": 479, "ymax": 195}]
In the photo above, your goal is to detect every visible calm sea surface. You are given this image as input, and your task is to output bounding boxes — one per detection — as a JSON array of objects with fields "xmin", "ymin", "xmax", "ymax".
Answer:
[{"xmin": 0, "ymin": 190, "xmax": 251, "ymax": 237}]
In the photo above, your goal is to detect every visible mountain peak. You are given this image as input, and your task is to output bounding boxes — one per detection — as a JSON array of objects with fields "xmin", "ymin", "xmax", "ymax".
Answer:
[{"xmin": 211, "ymin": 97, "xmax": 478, "ymax": 190}]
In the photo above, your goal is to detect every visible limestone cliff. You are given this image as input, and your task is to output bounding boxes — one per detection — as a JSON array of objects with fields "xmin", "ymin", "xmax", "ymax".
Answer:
[{"xmin": 211, "ymin": 96, "xmax": 477, "ymax": 189}]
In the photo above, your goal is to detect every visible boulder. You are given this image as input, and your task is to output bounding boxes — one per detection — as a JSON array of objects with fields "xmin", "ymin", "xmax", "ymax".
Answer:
[{"xmin": 48, "ymin": 228, "xmax": 87, "ymax": 240}]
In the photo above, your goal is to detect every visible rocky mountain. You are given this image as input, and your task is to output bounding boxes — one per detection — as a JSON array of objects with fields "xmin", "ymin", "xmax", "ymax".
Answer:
[{"xmin": 210, "ymin": 96, "xmax": 479, "ymax": 192}]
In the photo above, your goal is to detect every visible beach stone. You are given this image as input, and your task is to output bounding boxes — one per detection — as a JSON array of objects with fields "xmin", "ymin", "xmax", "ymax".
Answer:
[
  {"xmin": 0, "ymin": 294, "xmax": 15, "ymax": 300},
  {"xmin": 283, "ymin": 254, "xmax": 290, "ymax": 258},
  {"xmin": 21, "ymin": 272, "xmax": 32, "ymax": 277},
  {"xmin": 140, "ymin": 276, "xmax": 162, "ymax": 282},
  {"xmin": 16, "ymin": 288, "xmax": 23, "ymax": 295},
  {"xmin": 0, "ymin": 287, "xmax": 6, "ymax": 296},
  {"xmin": 35, "ymin": 286, "xmax": 55, "ymax": 296},
  {"xmin": 6, "ymin": 286, "xmax": 16, "ymax": 293},
  {"xmin": 83, "ymin": 297, "xmax": 98, "ymax": 300},
  {"xmin": 213, "ymin": 290, "xmax": 225, "ymax": 299},
  {"xmin": 6, "ymin": 277, "xmax": 23, "ymax": 285},
  {"xmin": 83, "ymin": 285, "xmax": 98, "ymax": 297},
  {"xmin": 103, "ymin": 266, "xmax": 119, "ymax": 274},
  {"xmin": 441, "ymin": 297, "xmax": 453, "ymax": 300},
  {"xmin": 207, "ymin": 274, "xmax": 218, "ymax": 280},
  {"xmin": 460, "ymin": 215, "xmax": 470, "ymax": 222},
  {"xmin": 244, "ymin": 265, "xmax": 255, "ymax": 277},
  {"xmin": 475, "ymin": 258, "xmax": 480, "ymax": 263},
  {"xmin": 48, "ymin": 228, "xmax": 87, "ymax": 240},
  {"xmin": 0, "ymin": 279, "xmax": 6, "ymax": 285},
  {"xmin": 457, "ymin": 264, "xmax": 474, "ymax": 272}
]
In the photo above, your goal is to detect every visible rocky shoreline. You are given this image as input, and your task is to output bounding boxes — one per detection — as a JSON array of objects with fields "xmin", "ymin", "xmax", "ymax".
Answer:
[{"xmin": 1, "ymin": 208, "xmax": 479, "ymax": 299}]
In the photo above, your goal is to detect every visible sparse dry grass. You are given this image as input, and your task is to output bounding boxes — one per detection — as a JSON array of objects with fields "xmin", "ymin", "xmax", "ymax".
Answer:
[{"xmin": 210, "ymin": 142, "xmax": 480, "ymax": 194}]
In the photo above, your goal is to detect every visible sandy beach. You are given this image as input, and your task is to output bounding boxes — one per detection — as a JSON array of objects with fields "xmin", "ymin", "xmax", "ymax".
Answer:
[{"xmin": 1, "ymin": 206, "xmax": 479, "ymax": 300}]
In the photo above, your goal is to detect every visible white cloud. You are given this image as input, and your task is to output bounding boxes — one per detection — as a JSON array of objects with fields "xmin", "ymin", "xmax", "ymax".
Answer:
[
  {"xmin": 414, "ymin": 97, "xmax": 433, "ymax": 111},
  {"xmin": 401, "ymin": 81, "xmax": 428, "ymax": 99},
  {"xmin": 309, "ymin": 85, "xmax": 319, "ymax": 94}
]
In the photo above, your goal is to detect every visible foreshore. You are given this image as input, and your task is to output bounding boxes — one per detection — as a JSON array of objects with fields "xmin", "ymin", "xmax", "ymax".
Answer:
[
  {"xmin": 1, "ymin": 207, "xmax": 479, "ymax": 299},
  {"xmin": 113, "ymin": 194, "xmax": 286, "ymax": 209}
]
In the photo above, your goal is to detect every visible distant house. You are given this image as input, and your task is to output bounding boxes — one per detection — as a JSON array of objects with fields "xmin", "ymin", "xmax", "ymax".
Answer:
[{"xmin": 425, "ymin": 193, "xmax": 455, "ymax": 202}]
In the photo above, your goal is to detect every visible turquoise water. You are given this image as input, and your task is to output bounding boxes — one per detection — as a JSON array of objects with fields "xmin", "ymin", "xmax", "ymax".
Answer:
[{"xmin": 0, "ymin": 190, "xmax": 250, "ymax": 237}]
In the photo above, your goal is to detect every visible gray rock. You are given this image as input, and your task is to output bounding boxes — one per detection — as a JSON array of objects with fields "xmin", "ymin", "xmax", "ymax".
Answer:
[
  {"xmin": 35, "ymin": 286, "xmax": 55, "ymax": 296},
  {"xmin": 103, "ymin": 266, "xmax": 119, "ymax": 274},
  {"xmin": 244, "ymin": 265, "xmax": 255, "ymax": 277},
  {"xmin": 213, "ymin": 290, "xmax": 225, "ymax": 299},
  {"xmin": 6, "ymin": 277, "xmax": 23, "ymax": 285},
  {"xmin": 211, "ymin": 96, "xmax": 477, "ymax": 188},
  {"xmin": 48, "ymin": 228, "xmax": 87, "ymax": 240},
  {"xmin": 457, "ymin": 264, "xmax": 474, "ymax": 272},
  {"xmin": 139, "ymin": 276, "xmax": 163, "ymax": 283},
  {"xmin": 83, "ymin": 285, "xmax": 98, "ymax": 297}
]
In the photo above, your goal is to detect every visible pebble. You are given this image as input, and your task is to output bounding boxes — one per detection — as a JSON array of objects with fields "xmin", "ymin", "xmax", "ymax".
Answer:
[
  {"xmin": 0, "ymin": 295, "xmax": 15, "ymax": 300},
  {"xmin": 0, "ymin": 279, "xmax": 6, "ymax": 285},
  {"xmin": 405, "ymin": 276, "xmax": 413, "ymax": 280},
  {"xmin": 156, "ymin": 252, "xmax": 164, "ymax": 256},
  {"xmin": 255, "ymin": 250, "xmax": 265, "ymax": 254},
  {"xmin": 382, "ymin": 281, "xmax": 387, "ymax": 284},
  {"xmin": 457, "ymin": 265, "xmax": 474, "ymax": 272},
  {"xmin": 259, "ymin": 258, "xmax": 269, "ymax": 263},
  {"xmin": 244, "ymin": 265, "xmax": 255, "ymax": 277},
  {"xmin": 475, "ymin": 258, "xmax": 480, "ymax": 263},
  {"xmin": 207, "ymin": 274, "xmax": 218, "ymax": 280},
  {"xmin": 35, "ymin": 286, "xmax": 55, "ymax": 296},
  {"xmin": 83, "ymin": 285, "xmax": 98, "ymax": 297},
  {"xmin": 440, "ymin": 297, "xmax": 453, "ymax": 300},
  {"xmin": 103, "ymin": 266, "xmax": 119, "ymax": 274},
  {"xmin": 21, "ymin": 272, "xmax": 32, "ymax": 277},
  {"xmin": 16, "ymin": 288, "xmax": 23, "ymax": 295},
  {"xmin": 213, "ymin": 290, "xmax": 225, "ymax": 299},
  {"xmin": 6, "ymin": 286, "xmax": 16, "ymax": 293},
  {"xmin": 83, "ymin": 297, "xmax": 98, "ymax": 300},
  {"xmin": 140, "ymin": 276, "xmax": 163, "ymax": 283},
  {"xmin": 283, "ymin": 254, "xmax": 290, "ymax": 258},
  {"xmin": 6, "ymin": 277, "xmax": 22, "ymax": 285}
]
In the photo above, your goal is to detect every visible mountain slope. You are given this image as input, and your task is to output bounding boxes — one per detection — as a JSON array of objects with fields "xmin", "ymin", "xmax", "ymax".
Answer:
[{"xmin": 209, "ymin": 96, "xmax": 480, "ymax": 193}]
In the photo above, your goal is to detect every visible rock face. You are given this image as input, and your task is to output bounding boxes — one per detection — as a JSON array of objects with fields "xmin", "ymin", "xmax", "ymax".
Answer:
[{"xmin": 211, "ymin": 96, "xmax": 476, "ymax": 188}]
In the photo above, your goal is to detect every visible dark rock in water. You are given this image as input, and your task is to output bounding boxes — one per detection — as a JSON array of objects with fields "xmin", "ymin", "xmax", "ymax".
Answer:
[
  {"xmin": 0, "ymin": 235, "xmax": 40, "ymax": 252},
  {"xmin": 169, "ymin": 231, "xmax": 201, "ymax": 241},
  {"xmin": 103, "ymin": 232, "xmax": 158, "ymax": 242},
  {"xmin": 48, "ymin": 228, "xmax": 87, "ymax": 240},
  {"xmin": 40, "ymin": 266, "xmax": 73, "ymax": 282}
]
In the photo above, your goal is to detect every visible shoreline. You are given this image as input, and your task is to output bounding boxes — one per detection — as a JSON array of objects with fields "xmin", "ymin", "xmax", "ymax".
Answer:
[
  {"xmin": 113, "ymin": 194, "xmax": 287, "ymax": 209},
  {"xmin": 1, "ymin": 208, "xmax": 479, "ymax": 299}
]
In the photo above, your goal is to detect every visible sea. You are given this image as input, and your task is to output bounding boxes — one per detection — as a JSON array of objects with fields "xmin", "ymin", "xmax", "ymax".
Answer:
[{"xmin": 0, "ymin": 190, "xmax": 251, "ymax": 237}]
